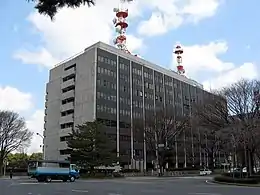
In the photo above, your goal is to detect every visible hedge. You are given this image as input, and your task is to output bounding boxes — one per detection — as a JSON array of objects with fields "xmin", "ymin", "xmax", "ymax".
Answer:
[
  {"xmin": 214, "ymin": 176, "xmax": 259, "ymax": 184},
  {"xmin": 221, "ymin": 172, "xmax": 260, "ymax": 181},
  {"xmin": 120, "ymin": 169, "xmax": 140, "ymax": 173},
  {"xmin": 80, "ymin": 172, "xmax": 124, "ymax": 179}
]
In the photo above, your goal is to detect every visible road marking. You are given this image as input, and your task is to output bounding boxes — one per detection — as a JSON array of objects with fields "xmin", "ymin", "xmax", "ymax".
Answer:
[
  {"xmin": 20, "ymin": 183, "xmax": 47, "ymax": 185},
  {"xmin": 108, "ymin": 193, "xmax": 122, "ymax": 195},
  {"xmin": 72, "ymin": 190, "xmax": 88, "ymax": 193},
  {"xmin": 188, "ymin": 193, "xmax": 221, "ymax": 195}
]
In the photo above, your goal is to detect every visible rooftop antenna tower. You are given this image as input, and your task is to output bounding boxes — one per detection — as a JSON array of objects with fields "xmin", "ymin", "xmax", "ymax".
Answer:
[
  {"xmin": 174, "ymin": 44, "xmax": 185, "ymax": 76},
  {"xmin": 113, "ymin": 0, "xmax": 133, "ymax": 54}
]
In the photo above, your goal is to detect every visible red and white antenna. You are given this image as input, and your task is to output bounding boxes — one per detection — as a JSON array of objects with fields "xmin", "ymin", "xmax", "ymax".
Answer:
[
  {"xmin": 113, "ymin": 0, "xmax": 132, "ymax": 54},
  {"xmin": 174, "ymin": 44, "xmax": 185, "ymax": 76}
]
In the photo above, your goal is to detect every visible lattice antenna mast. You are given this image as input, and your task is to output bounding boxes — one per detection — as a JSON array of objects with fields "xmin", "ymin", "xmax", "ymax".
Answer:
[
  {"xmin": 174, "ymin": 44, "xmax": 185, "ymax": 76},
  {"xmin": 112, "ymin": 0, "xmax": 132, "ymax": 54}
]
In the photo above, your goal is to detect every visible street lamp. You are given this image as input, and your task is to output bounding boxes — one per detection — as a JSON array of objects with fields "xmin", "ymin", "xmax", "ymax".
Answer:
[{"xmin": 36, "ymin": 133, "xmax": 45, "ymax": 160}]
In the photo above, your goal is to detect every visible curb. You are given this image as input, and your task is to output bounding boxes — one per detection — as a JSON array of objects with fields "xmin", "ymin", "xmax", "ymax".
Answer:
[{"xmin": 210, "ymin": 180, "xmax": 260, "ymax": 187}]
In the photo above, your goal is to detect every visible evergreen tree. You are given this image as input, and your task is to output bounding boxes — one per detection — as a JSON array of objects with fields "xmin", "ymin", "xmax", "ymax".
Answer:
[{"xmin": 67, "ymin": 120, "xmax": 117, "ymax": 169}]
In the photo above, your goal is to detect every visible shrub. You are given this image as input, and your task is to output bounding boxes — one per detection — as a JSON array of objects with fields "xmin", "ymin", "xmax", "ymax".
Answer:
[
  {"xmin": 112, "ymin": 172, "xmax": 124, "ymax": 178},
  {"xmin": 214, "ymin": 176, "xmax": 259, "ymax": 184},
  {"xmin": 222, "ymin": 172, "xmax": 247, "ymax": 178},
  {"xmin": 120, "ymin": 169, "xmax": 140, "ymax": 173},
  {"xmin": 248, "ymin": 175, "xmax": 260, "ymax": 181},
  {"xmin": 167, "ymin": 167, "xmax": 198, "ymax": 172}
]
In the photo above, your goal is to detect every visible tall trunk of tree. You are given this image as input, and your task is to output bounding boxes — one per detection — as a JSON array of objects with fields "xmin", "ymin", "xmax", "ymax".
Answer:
[
  {"xmin": 209, "ymin": 152, "xmax": 215, "ymax": 171},
  {"xmin": 0, "ymin": 160, "xmax": 3, "ymax": 176},
  {"xmin": 248, "ymin": 151, "xmax": 254, "ymax": 176}
]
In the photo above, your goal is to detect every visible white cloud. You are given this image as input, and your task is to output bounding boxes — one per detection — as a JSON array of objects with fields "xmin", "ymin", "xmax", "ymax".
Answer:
[
  {"xmin": 14, "ymin": 48, "xmax": 58, "ymax": 68},
  {"xmin": 202, "ymin": 63, "xmax": 258, "ymax": 90},
  {"xmin": 15, "ymin": 0, "xmax": 223, "ymax": 67},
  {"xmin": 26, "ymin": 110, "xmax": 44, "ymax": 154},
  {"xmin": 174, "ymin": 41, "xmax": 234, "ymax": 78},
  {"xmin": 127, "ymin": 34, "xmax": 145, "ymax": 53},
  {"xmin": 171, "ymin": 41, "xmax": 259, "ymax": 90},
  {"xmin": 14, "ymin": 0, "xmax": 143, "ymax": 68},
  {"xmin": 0, "ymin": 86, "xmax": 33, "ymax": 112},
  {"xmin": 137, "ymin": 0, "xmax": 221, "ymax": 36}
]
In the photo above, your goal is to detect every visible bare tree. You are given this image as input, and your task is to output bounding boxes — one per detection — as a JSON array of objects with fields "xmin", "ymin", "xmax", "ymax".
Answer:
[
  {"xmin": 194, "ymin": 79, "xmax": 260, "ymax": 175},
  {"xmin": 0, "ymin": 111, "xmax": 33, "ymax": 175},
  {"xmin": 134, "ymin": 109, "xmax": 190, "ymax": 174}
]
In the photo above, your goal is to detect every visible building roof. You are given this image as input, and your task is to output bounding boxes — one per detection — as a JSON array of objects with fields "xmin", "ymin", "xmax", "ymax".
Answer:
[{"xmin": 53, "ymin": 41, "xmax": 203, "ymax": 89}]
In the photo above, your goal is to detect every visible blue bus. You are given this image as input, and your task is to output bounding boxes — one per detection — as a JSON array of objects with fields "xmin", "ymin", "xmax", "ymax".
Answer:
[{"xmin": 27, "ymin": 160, "xmax": 79, "ymax": 182}]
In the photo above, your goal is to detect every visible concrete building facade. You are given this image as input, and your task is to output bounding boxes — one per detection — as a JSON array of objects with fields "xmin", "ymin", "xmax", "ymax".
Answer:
[{"xmin": 44, "ymin": 41, "xmax": 218, "ymax": 169}]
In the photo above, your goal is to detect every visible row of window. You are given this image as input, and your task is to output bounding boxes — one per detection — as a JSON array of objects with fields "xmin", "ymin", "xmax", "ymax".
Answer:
[
  {"xmin": 97, "ymin": 79, "xmax": 117, "ymax": 90},
  {"xmin": 120, "ymin": 97, "xmax": 131, "ymax": 105},
  {"xmin": 145, "ymin": 104, "xmax": 154, "ymax": 110},
  {"xmin": 97, "ymin": 91, "xmax": 117, "ymax": 102},
  {"xmin": 144, "ymin": 81, "xmax": 153, "ymax": 89},
  {"xmin": 119, "ymin": 62, "xmax": 129, "ymax": 71},
  {"xmin": 64, "ymin": 64, "xmax": 76, "ymax": 71},
  {"xmin": 97, "ymin": 89, "xmax": 171, "ymax": 105},
  {"xmin": 63, "ymin": 74, "xmax": 75, "ymax": 82},
  {"xmin": 62, "ymin": 85, "xmax": 75, "ymax": 93},
  {"xmin": 61, "ymin": 109, "xmax": 74, "ymax": 117},
  {"xmin": 97, "ymin": 66, "xmax": 116, "ymax": 78},
  {"xmin": 132, "ymin": 68, "xmax": 142, "ymax": 76},
  {"xmin": 60, "ymin": 149, "xmax": 72, "ymax": 155},
  {"xmin": 133, "ymin": 112, "xmax": 142, "ymax": 118},
  {"xmin": 62, "ymin": 97, "xmax": 74, "ymax": 105},
  {"xmin": 97, "ymin": 104, "xmax": 117, "ymax": 114},
  {"xmin": 60, "ymin": 136, "xmax": 72, "ymax": 142},
  {"xmin": 97, "ymin": 55, "xmax": 117, "ymax": 66},
  {"xmin": 120, "ymin": 85, "xmax": 129, "ymax": 93},
  {"xmin": 120, "ymin": 109, "xmax": 130, "ymax": 117},
  {"xmin": 96, "ymin": 118, "xmax": 130, "ymax": 128},
  {"xmin": 154, "ymin": 75, "xmax": 163, "ymax": 84},
  {"xmin": 60, "ymin": 122, "xmax": 73, "ymax": 129},
  {"xmin": 119, "ymin": 74, "xmax": 129, "ymax": 82},
  {"xmin": 109, "ymin": 134, "xmax": 131, "ymax": 142},
  {"xmin": 143, "ymin": 72, "xmax": 153, "ymax": 80}
]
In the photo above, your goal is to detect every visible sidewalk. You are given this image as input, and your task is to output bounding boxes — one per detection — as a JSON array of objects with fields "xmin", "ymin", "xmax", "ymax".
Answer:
[{"xmin": 0, "ymin": 176, "xmax": 30, "ymax": 180}]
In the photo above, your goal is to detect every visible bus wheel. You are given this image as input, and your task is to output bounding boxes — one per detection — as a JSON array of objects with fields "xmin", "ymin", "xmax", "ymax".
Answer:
[
  {"xmin": 70, "ymin": 176, "xmax": 75, "ymax": 182},
  {"xmin": 46, "ymin": 177, "xmax": 52, "ymax": 183}
]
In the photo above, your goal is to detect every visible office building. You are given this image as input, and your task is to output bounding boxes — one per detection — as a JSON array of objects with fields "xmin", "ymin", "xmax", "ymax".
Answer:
[{"xmin": 44, "ymin": 41, "xmax": 219, "ymax": 169}]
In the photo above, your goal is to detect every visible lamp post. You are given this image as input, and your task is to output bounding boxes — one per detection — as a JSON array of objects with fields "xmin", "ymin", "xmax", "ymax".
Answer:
[{"xmin": 36, "ymin": 133, "xmax": 45, "ymax": 160}]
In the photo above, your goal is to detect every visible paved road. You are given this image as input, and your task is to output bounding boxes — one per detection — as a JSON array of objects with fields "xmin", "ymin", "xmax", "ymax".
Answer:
[{"xmin": 0, "ymin": 176, "xmax": 259, "ymax": 195}]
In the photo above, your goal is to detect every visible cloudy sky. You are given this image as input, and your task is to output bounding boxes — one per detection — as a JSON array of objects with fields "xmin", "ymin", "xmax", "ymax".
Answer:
[{"xmin": 1, "ymin": 0, "xmax": 259, "ymax": 153}]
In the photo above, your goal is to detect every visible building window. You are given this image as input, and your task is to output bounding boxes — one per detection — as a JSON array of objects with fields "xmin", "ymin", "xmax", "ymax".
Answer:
[
  {"xmin": 64, "ymin": 64, "xmax": 76, "ymax": 71},
  {"xmin": 60, "ymin": 149, "xmax": 72, "ymax": 155},
  {"xmin": 61, "ymin": 97, "xmax": 74, "ymax": 105},
  {"xmin": 60, "ymin": 136, "xmax": 72, "ymax": 142},
  {"xmin": 62, "ymin": 85, "xmax": 75, "ymax": 93},
  {"xmin": 61, "ymin": 109, "xmax": 74, "ymax": 116},
  {"xmin": 60, "ymin": 122, "xmax": 73, "ymax": 129},
  {"xmin": 63, "ymin": 74, "xmax": 75, "ymax": 82}
]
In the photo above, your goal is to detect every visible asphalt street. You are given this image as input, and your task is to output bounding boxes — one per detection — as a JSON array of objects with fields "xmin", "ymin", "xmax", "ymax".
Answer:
[{"xmin": 0, "ymin": 176, "xmax": 259, "ymax": 195}]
